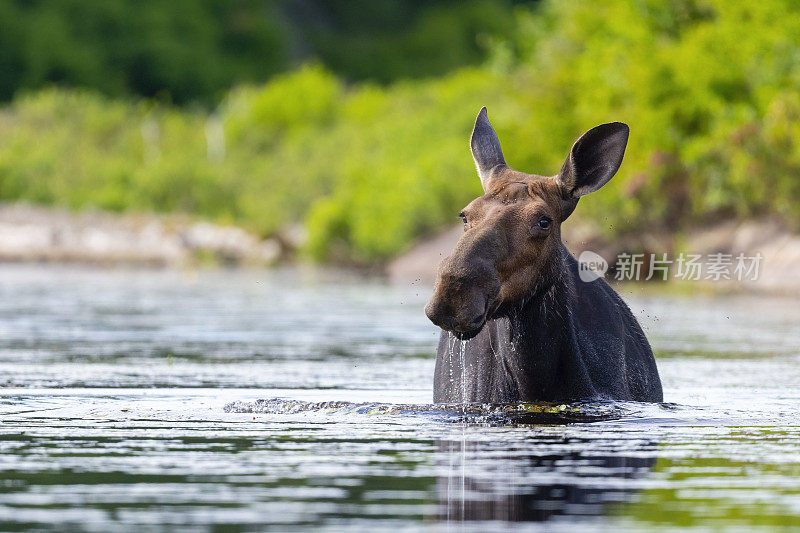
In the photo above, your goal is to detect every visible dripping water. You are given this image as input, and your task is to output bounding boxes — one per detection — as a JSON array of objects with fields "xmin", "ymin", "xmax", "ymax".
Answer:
[
  {"xmin": 443, "ymin": 333, "xmax": 468, "ymax": 519},
  {"xmin": 458, "ymin": 338, "xmax": 467, "ymax": 523},
  {"xmin": 447, "ymin": 332, "xmax": 455, "ymax": 395},
  {"xmin": 459, "ymin": 339, "xmax": 467, "ymax": 407}
]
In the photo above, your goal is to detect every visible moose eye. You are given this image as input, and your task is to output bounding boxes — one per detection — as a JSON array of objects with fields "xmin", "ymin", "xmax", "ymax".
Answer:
[{"xmin": 537, "ymin": 217, "xmax": 552, "ymax": 230}]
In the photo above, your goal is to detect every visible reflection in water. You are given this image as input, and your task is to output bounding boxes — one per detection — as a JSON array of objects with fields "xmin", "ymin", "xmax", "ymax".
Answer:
[
  {"xmin": 1, "ymin": 266, "xmax": 800, "ymax": 530},
  {"xmin": 436, "ymin": 435, "xmax": 657, "ymax": 525}
]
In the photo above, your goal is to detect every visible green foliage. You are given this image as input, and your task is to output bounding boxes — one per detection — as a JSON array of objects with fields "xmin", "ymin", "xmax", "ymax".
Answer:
[
  {"xmin": 2, "ymin": 0, "xmax": 800, "ymax": 263},
  {"xmin": 502, "ymin": 0, "xmax": 800, "ymax": 232},
  {"xmin": 0, "ymin": 0, "xmax": 526, "ymax": 105},
  {"xmin": 306, "ymin": 0, "xmax": 800, "ymax": 259},
  {"xmin": 303, "ymin": 0, "xmax": 523, "ymax": 83},
  {"xmin": 0, "ymin": 0, "xmax": 288, "ymax": 105}
]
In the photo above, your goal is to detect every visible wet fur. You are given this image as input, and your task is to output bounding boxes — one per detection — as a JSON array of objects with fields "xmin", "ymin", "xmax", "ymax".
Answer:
[
  {"xmin": 427, "ymin": 109, "xmax": 663, "ymax": 403},
  {"xmin": 433, "ymin": 244, "xmax": 663, "ymax": 403}
]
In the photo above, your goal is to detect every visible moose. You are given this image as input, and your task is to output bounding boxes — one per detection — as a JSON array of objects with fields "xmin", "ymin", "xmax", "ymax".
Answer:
[{"xmin": 425, "ymin": 108, "xmax": 663, "ymax": 403}]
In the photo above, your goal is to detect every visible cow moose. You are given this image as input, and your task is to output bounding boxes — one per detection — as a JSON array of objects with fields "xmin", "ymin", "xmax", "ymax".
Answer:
[{"xmin": 425, "ymin": 108, "xmax": 663, "ymax": 403}]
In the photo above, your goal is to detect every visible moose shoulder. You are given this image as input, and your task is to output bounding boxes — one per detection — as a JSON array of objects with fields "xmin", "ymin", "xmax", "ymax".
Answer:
[{"xmin": 425, "ymin": 108, "xmax": 663, "ymax": 403}]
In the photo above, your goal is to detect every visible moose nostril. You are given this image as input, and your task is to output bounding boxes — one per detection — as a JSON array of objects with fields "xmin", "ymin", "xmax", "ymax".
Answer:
[
  {"xmin": 440, "ymin": 316, "xmax": 458, "ymax": 330},
  {"xmin": 425, "ymin": 303, "xmax": 457, "ymax": 331}
]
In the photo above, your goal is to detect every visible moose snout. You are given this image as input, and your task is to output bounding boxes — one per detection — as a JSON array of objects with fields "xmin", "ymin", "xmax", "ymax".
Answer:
[
  {"xmin": 425, "ymin": 298, "xmax": 487, "ymax": 337},
  {"xmin": 424, "ymin": 302, "xmax": 455, "ymax": 330},
  {"xmin": 425, "ymin": 267, "xmax": 499, "ymax": 338},
  {"xmin": 425, "ymin": 299, "xmax": 486, "ymax": 333},
  {"xmin": 426, "ymin": 226, "xmax": 502, "ymax": 337}
]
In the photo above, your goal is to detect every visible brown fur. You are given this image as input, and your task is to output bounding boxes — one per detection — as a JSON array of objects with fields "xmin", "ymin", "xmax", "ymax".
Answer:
[
  {"xmin": 426, "ymin": 169, "xmax": 567, "ymax": 338},
  {"xmin": 425, "ymin": 108, "xmax": 662, "ymax": 403}
]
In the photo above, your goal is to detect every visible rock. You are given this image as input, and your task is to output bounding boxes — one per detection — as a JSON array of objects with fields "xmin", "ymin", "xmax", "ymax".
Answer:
[
  {"xmin": 276, "ymin": 223, "xmax": 308, "ymax": 251},
  {"xmin": 685, "ymin": 218, "xmax": 800, "ymax": 292},
  {"xmin": 0, "ymin": 203, "xmax": 280, "ymax": 266},
  {"xmin": 387, "ymin": 226, "xmax": 463, "ymax": 284}
]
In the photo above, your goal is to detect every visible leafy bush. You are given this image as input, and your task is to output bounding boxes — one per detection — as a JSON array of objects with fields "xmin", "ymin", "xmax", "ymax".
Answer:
[
  {"xmin": 3, "ymin": 0, "xmax": 800, "ymax": 264},
  {"xmin": 305, "ymin": 0, "xmax": 800, "ymax": 259}
]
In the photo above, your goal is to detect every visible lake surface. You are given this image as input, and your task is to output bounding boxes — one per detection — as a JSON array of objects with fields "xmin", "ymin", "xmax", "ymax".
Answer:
[{"xmin": 1, "ymin": 265, "xmax": 799, "ymax": 531}]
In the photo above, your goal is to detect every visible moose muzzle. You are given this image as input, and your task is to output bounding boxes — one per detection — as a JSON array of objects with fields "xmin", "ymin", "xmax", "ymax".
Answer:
[{"xmin": 425, "ymin": 228, "xmax": 502, "ymax": 339}]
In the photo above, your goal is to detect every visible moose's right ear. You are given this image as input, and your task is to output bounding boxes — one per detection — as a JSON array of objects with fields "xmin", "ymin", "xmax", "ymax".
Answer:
[
  {"xmin": 556, "ymin": 122, "xmax": 629, "ymax": 200},
  {"xmin": 470, "ymin": 107, "xmax": 506, "ymax": 192}
]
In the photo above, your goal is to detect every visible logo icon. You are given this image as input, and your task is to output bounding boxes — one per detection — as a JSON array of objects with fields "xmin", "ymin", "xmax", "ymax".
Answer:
[{"xmin": 578, "ymin": 250, "xmax": 608, "ymax": 282}]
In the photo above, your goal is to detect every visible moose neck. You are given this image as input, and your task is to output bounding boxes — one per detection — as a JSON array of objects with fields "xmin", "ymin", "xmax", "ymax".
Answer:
[{"xmin": 500, "ymin": 245, "xmax": 591, "ymax": 401}]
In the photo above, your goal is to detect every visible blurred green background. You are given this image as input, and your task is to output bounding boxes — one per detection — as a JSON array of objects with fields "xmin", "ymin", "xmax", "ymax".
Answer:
[{"xmin": 1, "ymin": 0, "xmax": 799, "ymax": 264}]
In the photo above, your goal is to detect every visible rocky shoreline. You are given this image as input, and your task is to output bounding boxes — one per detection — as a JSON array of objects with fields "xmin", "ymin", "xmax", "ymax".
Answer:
[
  {"xmin": 2, "ymin": 203, "xmax": 799, "ymax": 294},
  {"xmin": 0, "ymin": 203, "xmax": 286, "ymax": 267},
  {"xmin": 388, "ymin": 218, "xmax": 800, "ymax": 294}
]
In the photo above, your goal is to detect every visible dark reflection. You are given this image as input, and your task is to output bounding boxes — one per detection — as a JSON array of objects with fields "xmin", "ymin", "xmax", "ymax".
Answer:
[{"xmin": 435, "ymin": 434, "xmax": 657, "ymax": 524}]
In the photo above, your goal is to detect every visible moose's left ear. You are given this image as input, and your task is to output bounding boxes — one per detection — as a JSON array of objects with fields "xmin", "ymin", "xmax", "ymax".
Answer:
[{"xmin": 556, "ymin": 122, "xmax": 629, "ymax": 199}]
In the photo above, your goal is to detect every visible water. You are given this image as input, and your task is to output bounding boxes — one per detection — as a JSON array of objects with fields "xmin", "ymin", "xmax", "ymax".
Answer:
[{"xmin": 1, "ymin": 264, "xmax": 799, "ymax": 531}]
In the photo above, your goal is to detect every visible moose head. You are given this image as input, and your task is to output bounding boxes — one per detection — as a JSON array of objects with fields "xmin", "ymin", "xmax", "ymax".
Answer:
[{"xmin": 425, "ymin": 107, "xmax": 629, "ymax": 339}]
